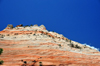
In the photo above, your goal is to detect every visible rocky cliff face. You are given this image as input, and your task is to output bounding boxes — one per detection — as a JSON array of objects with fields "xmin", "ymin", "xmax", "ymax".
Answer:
[{"xmin": 0, "ymin": 24, "xmax": 100, "ymax": 66}]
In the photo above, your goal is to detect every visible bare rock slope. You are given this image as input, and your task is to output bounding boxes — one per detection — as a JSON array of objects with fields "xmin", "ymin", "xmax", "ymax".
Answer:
[{"xmin": 0, "ymin": 24, "xmax": 100, "ymax": 66}]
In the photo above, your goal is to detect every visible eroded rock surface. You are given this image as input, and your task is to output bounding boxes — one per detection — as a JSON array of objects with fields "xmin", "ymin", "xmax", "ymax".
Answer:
[
  {"xmin": 5, "ymin": 24, "xmax": 13, "ymax": 29},
  {"xmin": 0, "ymin": 24, "xmax": 100, "ymax": 66}
]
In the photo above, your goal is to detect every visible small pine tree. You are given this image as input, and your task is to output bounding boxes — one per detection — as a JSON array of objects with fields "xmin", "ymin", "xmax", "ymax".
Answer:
[
  {"xmin": 0, "ymin": 48, "xmax": 4, "ymax": 65},
  {"xmin": 58, "ymin": 44, "xmax": 61, "ymax": 47},
  {"xmin": 75, "ymin": 45, "xmax": 82, "ymax": 49},
  {"xmin": 24, "ymin": 61, "xmax": 27, "ymax": 64},
  {"xmin": 39, "ymin": 62, "xmax": 42, "ymax": 66},
  {"xmin": 71, "ymin": 44, "xmax": 74, "ymax": 47},
  {"xmin": 20, "ymin": 24, "xmax": 23, "ymax": 26},
  {"xmin": 0, "ymin": 48, "xmax": 3, "ymax": 55},
  {"xmin": 30, "ymin": 24, "xmax": 33, "ymax": 26},
  {"xmin": 0, "ymin": 60, "xmax": 4, "ymax": 65},
  {"xmin": 66, "ymin": 39, "xmax": 68, "ymax": 42}
]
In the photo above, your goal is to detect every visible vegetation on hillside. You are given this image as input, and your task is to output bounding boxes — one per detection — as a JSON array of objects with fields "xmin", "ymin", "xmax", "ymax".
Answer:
[
  {"xmin": 0, "ymin": 48, "xmax": 4, "ymax": 65},
  {"xmin": 0, "ymin": 48, "xmax": 3, "ymax": 55}
]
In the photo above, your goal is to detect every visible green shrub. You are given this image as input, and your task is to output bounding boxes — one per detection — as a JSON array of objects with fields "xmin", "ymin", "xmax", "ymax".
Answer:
[
  {"xmin": 70, "ymin": 40, "xmax": 71, "ymax": 43},
  {"xmin": 75, "ymin": 45, "xmax": 82, "ymax": 49},
  {"xmin": 30, "ymin": 24, "xmax": 33, "ymax": 26},
  {"xmin": 20, "ymin": 24, "xmax": 23, "ymax": 26},
  {"xmin": 0, "ymin": 48, "xmax": 4, "ymax": 65},
  {"xmin": 66, "ymin": 39, "xmax": 68, "ymax": 42},
  {"xmin": 24, "ymin": 25, "xmax": 29, "ymax": 27},
  {"xmin": 58, "ymin": 44, "xmax": 61, "ymax": 47},
  {"xmin": 33, "ymin": 34, "xmax": 36, "ymax": 35},
  {"xmin": 24, "ymin": 61, "xmax": 27, "ymax": 64},
  {"xmin": 39, "ymin": 62, "xmax": 42, "ymax": 66},
  {"xmin": 0, "ymin": 60, "xmax": 4, "ymax": 65},
  {"xmin": 0, "ymin": 48, "xmax": 3, "ymax": 55},
  {"xmin": 68, "ymin": 44, "xmax": 82, "ymax": 49},
  {"xmin": 32, "ymin": 60, "xmax": 36, "ymax": 63},
  {"xmin": 70, "ymin": 43, "xmax": 74, "ymax": 47}
]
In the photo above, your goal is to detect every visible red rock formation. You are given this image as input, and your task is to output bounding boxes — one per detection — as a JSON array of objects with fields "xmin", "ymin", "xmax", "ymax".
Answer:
[
  {"xmin": 0, "ymin": 24, "xmax": 100, "ymax": 66},
  {"xmin": 16, "ymin": 24, "xmax": 23, "ymax": 27},
  {"xmin": 5, "ymin": 24, "xmax": 13, "ymax": 29}
]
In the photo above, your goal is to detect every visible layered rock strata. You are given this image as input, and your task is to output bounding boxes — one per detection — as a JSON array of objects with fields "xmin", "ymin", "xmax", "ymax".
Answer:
[{"xmin": 0, "ymin": 24, "xmax": 100, "ymax": 66}]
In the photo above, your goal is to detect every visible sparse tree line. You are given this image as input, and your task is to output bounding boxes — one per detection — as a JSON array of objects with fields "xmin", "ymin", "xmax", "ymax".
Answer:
[{"xmin": 21, "ymin": 60, "xmax": 43, "ymax": 66}]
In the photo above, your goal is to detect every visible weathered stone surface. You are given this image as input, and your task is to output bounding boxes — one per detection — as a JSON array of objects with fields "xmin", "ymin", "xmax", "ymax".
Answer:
[
  {"xmin": 16, "ymin": 24, "xmax": 23, "ymax": 27},
  {"xmin": 5, "ymin": 24, "xmax": 13, "ymax": 29},
  {"xmin": 40, "ymin": 25, "xmax": 46, "ymax": 30},
  {"xmin": 33, "ymin": 24, "xmax": 38, "ymax": 26},
  {"xmin": 0, "ymin": 24, "xmax": 100, "ymax": 66},
  {"xmin": 0, "ymin": 34, "xmax": 4, "ymax": 38}
]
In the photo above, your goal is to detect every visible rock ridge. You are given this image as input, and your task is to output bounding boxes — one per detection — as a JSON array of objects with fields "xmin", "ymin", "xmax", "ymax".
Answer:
[{"xmin": 0, "ymin": 24, "xmax": 100, "ymax": 66}]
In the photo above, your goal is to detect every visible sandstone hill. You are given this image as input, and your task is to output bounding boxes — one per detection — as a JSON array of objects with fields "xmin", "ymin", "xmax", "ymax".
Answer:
[{"xmin": 0, "ymin": 24, "xmax": 100, "ymax": 66}]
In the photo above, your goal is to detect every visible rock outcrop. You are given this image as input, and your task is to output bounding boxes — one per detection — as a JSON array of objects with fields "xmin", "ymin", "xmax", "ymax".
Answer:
[
  {"xmin": 0, "ymin": 24, "xmax": 100, "ymax": 66},
  {"xmin": 0, "ymin": 34, "xmax": 4, "ymax": 38},
  {"xmin": 5, "ymin": 24, "xmax": 13, "ymax": 29},
  {"xmin": 16, "ymin": 24, "xmax": 23, "ymax": 27},
  {"xmin": 40, "ymin": 25, "xmax": 46, "ymax": 30},
  {"xmin": 33, "ymin": 24, "xmax": 38, "ymax": 26}
]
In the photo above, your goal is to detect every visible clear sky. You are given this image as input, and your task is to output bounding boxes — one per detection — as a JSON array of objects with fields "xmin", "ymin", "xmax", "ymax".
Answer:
[{"xmin": 0, "ymin": 0, "xmax": 100, "ymax": 49}]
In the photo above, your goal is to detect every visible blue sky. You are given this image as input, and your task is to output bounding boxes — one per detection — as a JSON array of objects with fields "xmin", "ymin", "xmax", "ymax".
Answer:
[{"xmin": 0, "ymin": 0, "xmax": 100, "ymax": 49}]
